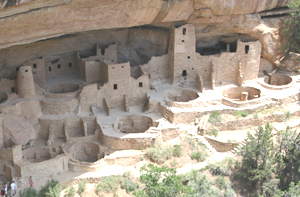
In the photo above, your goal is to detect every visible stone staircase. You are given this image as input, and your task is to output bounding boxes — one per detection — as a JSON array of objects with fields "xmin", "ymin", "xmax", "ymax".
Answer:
[
  {"xmin": 227, "ymin": 140, "xmax": 246, "ymax": 156},
  {"xmin": 194, "ymin": 135, "xmax": 217, "ymax": 155}
]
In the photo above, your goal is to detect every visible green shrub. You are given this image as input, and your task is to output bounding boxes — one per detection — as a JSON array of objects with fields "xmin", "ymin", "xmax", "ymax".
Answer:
[
  {"xmin": 206, "ymin": 129, "xmax": 218, "ymax": 137},
  {"xmin": 184, "ymin": 171, "xmax": 220, "ymax": 196},
  {"xmin": 64, "ymin": 185, "xmax": 76, "ymax": 197},
  {"xmin": 208, "ymin": 111, "xmax": 222, "ymax": 123},
  {"xmin": 234, "ymin": 110, "xmax": 248, "ymax": 118},
  {"xmin": 171, "ymin": 159, "xmax": 178, "ymax": 167},
  {"xmin": 146, "ymin": 143, "xmax": 173, "ymax": 164},
  {"xmin": 134, "ymin": 164, "xmax": 193, "ymax": 197},
  {"xmin": 96, "ymin": 176, "xmax": 120, "ymax": 194},
  {"xmin": 19, "ymin": 187, "xmax": 38, "ymax": 197},
  {"xmin": 173, "ymin": 144, "xmax": 183, "ymax": 157},
  {"xmin": 121, "ymin": 171, "xmax": 139, "ymax": 193},
  {"xmin": 77, "ymin": 180, "xmax": 87, "ymax": 195},
  {"xmin": 215, "ymin": 176, "xmax": 226, "ymax": 189},
  {"xmin": 44, "ymin": 183, "xmax": 61, "ymax": 197},
  {"xmin": 190, "ymin": 150, "xmax": 208, "ymax": 162},
  {"xmin": 39, "ymin": 179, "xmax": 61, "ymax": 197},
  {"xmin": 209, "ymin": 156, "xmax": 234, "ymax": 176}
]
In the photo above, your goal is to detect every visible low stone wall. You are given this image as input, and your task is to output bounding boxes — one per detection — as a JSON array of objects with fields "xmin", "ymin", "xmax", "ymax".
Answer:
[
  {"xmin": 41, "ymin": 97, "xmax": 80, "ymax": 115},
  {"xmin": 204, "ymin": 136, "xmax": 239, "ymax": 152},
  {"xmin": 98, "ymin": 122, "xmax": 156, "ymax": 150}
]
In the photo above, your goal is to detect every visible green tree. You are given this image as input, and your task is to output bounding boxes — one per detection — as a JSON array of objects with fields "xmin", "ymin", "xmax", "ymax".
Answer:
[
  {"xmin": 134, "ymin": 164, "xmax": 193, "ymax": 197},
  {"xmin": 277, "ymin": 126, "xmax": 300, "ymax": 190},
  {"xmin": 236, "ymin": 123, "xmax": 275, "ymax": 195},
  {"xmin": 282, "ymin": 0, "xmax": 300, "ymax": 54},
  {"xmin": 39, "ymin": 179, "xmax": 61, "ymax": 197}
]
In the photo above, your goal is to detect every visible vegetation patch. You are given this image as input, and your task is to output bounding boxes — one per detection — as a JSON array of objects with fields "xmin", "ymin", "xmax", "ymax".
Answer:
[
  {"xmin": 146, "ymin": 143, "xmax": 173, "ymax": 164},
  {"xmin": 208, "ymin": 111, "xmax": 222, "ymax": 123}
]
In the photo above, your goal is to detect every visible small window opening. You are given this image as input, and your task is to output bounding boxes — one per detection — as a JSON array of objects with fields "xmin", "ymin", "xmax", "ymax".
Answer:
[
  {"xmin": 69, "ymin": 63, "xmax": 72, "ymax": 67},
  {"xmin": 187, "ymin": 56, "xmax": 190, "ymax": 59},
  {"xmin": 139, "ymin": 82, "xmax": 143, "ymax": 87},
  {"xmin": 205, "ymin": 70, "xmax": 207, "ymax": 72},
  {"xmin": 33, "ymin": 64, "xmax": 37, "ymax": 68},
  {"xmin": 101, "ymin": 48, "xmax": 105, "ymax": 55},
  {"xmin": 245, "ymin": 45, "xmax": 249, "ymax": 54},
  {"xmin": 183, "ymin": 28, "xmax": 186, "ymax": 35},
  {"xmin": 49, "ymin": 67, "xmax": 52, "ymax": 71},
  {"xmin": 114, "ymin": 84, "xmax": 118, "ymax": 90},
  {"xmin": 112, "ymin": 67, "xmax": 115, "ymax": 69},
  {"xmin": 182, "ymin": 40, "xmax": 184, "ymax": 42},
  {"xmin": 57, "ymin": 64, "xmax": 61, "ymax": 69},
  {"xmin": 11, "ymin": 87, "xmax": 15, "ymax": 92},
  {"xmin": 192, "ymin": 68, "xmax": 194, "ymax": 70},
  {"xmin": 25, "ymin": 70, "xmax": 28, "ymax": 72},
  {"xmin": 182, "ymin": 70, "xmax": 187, "ymax": 76},
  {"xmin": 122, "ymin": 66, "xmax": 124, "ymax": 68}
]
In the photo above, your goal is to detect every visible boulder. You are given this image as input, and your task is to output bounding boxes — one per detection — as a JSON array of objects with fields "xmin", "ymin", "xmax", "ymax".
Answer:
[{"xmin": 3, "ymin": 114, "xmax": 36, "ymax": 148}]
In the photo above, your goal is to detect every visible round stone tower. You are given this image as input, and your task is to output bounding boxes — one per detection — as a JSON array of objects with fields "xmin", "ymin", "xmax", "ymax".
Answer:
[{"xmin": 17, "ymin": 66, "xmax": 35, "ymax": 98}]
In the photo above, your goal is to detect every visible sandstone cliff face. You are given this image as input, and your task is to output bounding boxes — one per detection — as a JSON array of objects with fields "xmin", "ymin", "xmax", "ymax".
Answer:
[{"xmin": 0, "ymin": 0, "xmax": 293, "ymax": 65}]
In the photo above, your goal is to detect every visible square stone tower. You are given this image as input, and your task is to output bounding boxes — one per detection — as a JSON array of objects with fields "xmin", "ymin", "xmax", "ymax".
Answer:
[{"xmin": 168, "ymin": 24, "xmax": 196, "ymax": 85}]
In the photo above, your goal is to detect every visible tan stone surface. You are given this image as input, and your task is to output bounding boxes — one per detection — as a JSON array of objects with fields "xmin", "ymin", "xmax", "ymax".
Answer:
[{"xmin": 3, "ymin": 114, "xmax": 36, "ymax": 147}]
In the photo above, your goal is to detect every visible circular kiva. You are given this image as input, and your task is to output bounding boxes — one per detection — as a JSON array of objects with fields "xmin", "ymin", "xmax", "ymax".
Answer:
[
  {"xmin": 114, "ymin": 115, "xmax": 153, "ymax": 134},
  {"xmin": 164, "ymin": 88, "xmax": 199, "ymax": 102}
]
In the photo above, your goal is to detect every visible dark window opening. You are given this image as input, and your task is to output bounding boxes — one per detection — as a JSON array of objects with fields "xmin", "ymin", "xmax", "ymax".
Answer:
[
  {"xmin": 69, "ymin": 63, "xmax": 72, "ymax": 67},
  {"xmin": 114, "ymin": 84, "xmax": 117, "ymax": 90},
  {"xmin": 25, "ymin": 70, "xmax": 28, "ymax": 72},
  {"xmin": 101, "ymin": 48, "xmax": 105, "ymax": 55},
  {"xmin": 187, "ymin": 56, "xmax": 190, "ymax": 59},
  {"xmin": 16, "ymin": 68, "xmax": 19, "ymax": 71},
  {"xmin": 33, "ymin": 64, "xmax": 37, "ymax": 68},
  {"xmin": 229, "ymin": 43, "xmax": 237, "ymax": 52},
  {"xmin": 139, "ymin": 82, "xmax": 143, "ymax": 87},
  {"xmin": 182, "ymin": 40, "xmax": 184, "ymax": 42},
  {"xmin": 245, "ymin": 45, "xmax": 249, "ymax": 54},
  {"xmin": 57, "ymin": 64, "xmax": 61, "ymax": 69},
  {"xmin": 205, "ymin": 70, "xmax": 207, "ymax": 72},
  {"xmin": 49, "ymin": 67, "xmax": 52, "ymax": 71},
  {"xmin": 122, "ymin": 66, "xmax": 124, "ymax": 68},
  {"xmin": 182, "ymin": 70, "xmax": 187, "ymax": 76},
  {"xmin": 192, "ymin": 68, "xmax": 194, "ymax": 70},
  {"xmin": 11, "ymin": 87, "xmax": 15, "ymax": 92},
  {"xmin": 112, "ymin": 67, "xmax": 115, "ymax": 69},
  {"xmin": 183, "ymin": 28, "xmax": 186, "ymax": 35}
]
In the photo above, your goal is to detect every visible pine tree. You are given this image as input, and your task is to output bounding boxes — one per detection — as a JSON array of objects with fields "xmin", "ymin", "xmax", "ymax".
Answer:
[{"xmin": 236, "ymin": 123, "xmax": 275, "ymax": 195}]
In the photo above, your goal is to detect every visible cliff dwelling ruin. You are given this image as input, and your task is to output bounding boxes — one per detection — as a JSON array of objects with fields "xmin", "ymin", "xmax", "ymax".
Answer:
[{"xmin": 0, "ymin": 0, "xmax": 299, "ymax": 195}]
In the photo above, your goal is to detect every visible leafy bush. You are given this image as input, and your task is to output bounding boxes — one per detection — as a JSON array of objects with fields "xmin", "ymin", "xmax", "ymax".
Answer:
[
  {"xmin": 234, "ymin": 110, "xmax": 248, "ymax": 118},
  {"xmin": 206, "ymin": 129, "xmax": 218, "ymax": 137},
  {"xmin": 134, "ymin": 164, "xmax": 193, "ymax": 197},
  {"xmin": 64, "ymin": 185, "xmax": 76, "ymax": 197},
  {"xmin": 185, "ymin": 135, "xmax": 197, "ymax": 149},
  {"xmin": 44, "ymin": 183, "xmax": 61, "ymax": 197},
  {"xmin": 96, "ymin": 176, "xmax": 120, "ymax": 194},
  {"xmin": 120, "ymin": 171, "xmax": 139, "ymax": 193},
  {"xmin": 146, "ymin": 143, "xmax": 173, "ymax": 164},
  {"xmin": 208, "ymin": 111, "xmax": 222, "ymax": 123},
  {"xmin": 209, "ymin": 156, "xmax": 234, "ymax": 176},
  {"xmin": 173, "ymin": 144, "xmax": 183, "ymax": 157},
  {"xmin": 184, "ymin": 170, "xmax": 220, "ymax": 197},
  {"xmin": 77, "ymin": 180, "xmax": 87, "ymax": 195},
  {"xmin": 39, "ymin": 179, "xmax": 61, "ymax": 197},
  {"xmin": 190, "ymin": 150, "xmax": 208, "ymax": 162},
  {"xmin": 171, "ymin": 159, "xmax": 178, "ymax": 167},
  {"xmin": 19, "ymin": 187, "xmax": 38, "ymax": 197},
  {"xmin": 215, "ymin": 176, "xmax": 226, "ymax": 189}
]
